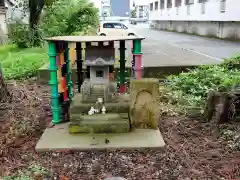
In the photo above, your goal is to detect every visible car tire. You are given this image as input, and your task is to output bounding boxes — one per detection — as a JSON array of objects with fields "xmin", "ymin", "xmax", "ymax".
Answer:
[
  {"xmin": 128, "ymin": 33, "xmax": 135, "ymax": 36},
  {"xmin": 100, "ymin": 33, "xmax": 106, "ymax": 36}
]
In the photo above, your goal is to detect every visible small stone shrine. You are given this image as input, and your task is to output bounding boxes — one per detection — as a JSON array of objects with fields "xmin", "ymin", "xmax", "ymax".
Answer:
[
  {"xmin": 35, "ymin": 36, "xmax": 165, "ymax": 152},
  {"xmin": 69, "ymin": 41, "xmax": 130, "ymax": 134},
  {"xmin": 80, "ymin": 42, "xmax": 118, "ymax": 103}
]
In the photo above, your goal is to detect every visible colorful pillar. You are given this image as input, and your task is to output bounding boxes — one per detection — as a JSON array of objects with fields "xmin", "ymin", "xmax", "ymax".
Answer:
[
  {"xmin": 131, "ymin": 40, "xmax": 135, "ymax": 79},
  {"xmin": 86, "ymin": 42, "xmax": 91, "ymax": 80},
  {"xmin": 119, "ymin": 40, "xmax": 126, "ymax": 94},
  {"xmin": 64, "ymin": 42, "xmax": 73, "ymax": 101},
  {"xmin": 76, "ymin": 42, "xmax": 83, "ymax": 93},
  {"xmin": 133, "ymin": 39, "xmax": 143, "ymax": 79},
  {"xmin": 109, "ymin": 41, "xmax": 115, "ymax": 81},
  {"xmin": 48, "ymin": 41, "xmax": 60, "ymax": 124}
]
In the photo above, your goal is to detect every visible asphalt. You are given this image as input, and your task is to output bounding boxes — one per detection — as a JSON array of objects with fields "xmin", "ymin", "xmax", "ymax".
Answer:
[{"xmin": 124, "ymin": 23, "xmax": 240, "ymax": 67}]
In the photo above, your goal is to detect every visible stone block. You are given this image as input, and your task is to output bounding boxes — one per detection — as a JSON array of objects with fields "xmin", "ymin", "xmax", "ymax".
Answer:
[
  {"xmin": 69, "ymin": 113, "xmax": 130, "ymax": 133},
  {"xmin": 130, "ymin": 78, "xmax": 159, "ymax": 129},
  {"xmin": 70, "ymin": 94, "xmax": 130, "ymax": 114}
]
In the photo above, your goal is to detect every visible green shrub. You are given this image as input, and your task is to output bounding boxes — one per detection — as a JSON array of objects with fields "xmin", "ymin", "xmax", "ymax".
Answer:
[
  {"xmin": 41, "ymin": 0, "xmax": 99, "ymax": 37},
  {"xmin": 8, "ymin": 22, "xmax": 43, "ymax": 48},
  {"xmin": 65, "ymin": 1, "xmax": 99, "ymax": 35},
  {"xmin": 222, "ymin": 53, "xmax": 240, "ymax": 69},
  {"xmin": 8, "ymin": 22, "xmax": 30, "ymax": 48},
  {"xmin": 8, "ymin": 0, "xmax": 98, "ymax": 49},
  {"xmin": 165, "ymin": 54, "xmax": 240, "ymax": 107},
  {"xmin": 0, "ymin": 44, "xmax": 48, "ymax": 80}
]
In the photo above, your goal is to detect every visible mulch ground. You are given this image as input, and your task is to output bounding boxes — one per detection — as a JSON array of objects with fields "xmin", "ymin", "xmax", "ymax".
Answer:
[{"xmin": 0, "ymin": 80, "xmax": 240, "ymax": 180}]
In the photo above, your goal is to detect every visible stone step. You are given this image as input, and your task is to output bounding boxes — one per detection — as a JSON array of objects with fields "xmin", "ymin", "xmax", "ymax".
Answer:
[
  {"xmin": 91, "ymin": 91, "xmax": 104, "ymax": 93},
  {"xmin": 70, "ymin": 100, "xmax": 129, "ymax": 114},
  {"xmin": 69, "ymin": 113, "xmax": 130, "ymax": 133},
  {"xmin": 91, "ymin": 94, "xmax": 104, "ymax": 96},
  {"xmin": 70, "ymin": 94, "xmax": 130, "ymax": 114}
]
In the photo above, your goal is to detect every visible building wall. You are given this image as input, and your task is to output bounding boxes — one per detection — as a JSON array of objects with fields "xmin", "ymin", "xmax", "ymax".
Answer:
[
  {"xmin": 0, "ymin": 9, "xmax": 7, "ymax": 34},
  {"xmin": 154, "ymin": 20, "xmax": 240, "ymax": 40},
  {"xmin": 111, "ymin": 0, "xmax": 130, "ymax": 17},
  {"xmin": 149, "ymin": 0, "xmax": 240, "ymax": 21},
  {"xmin": 149, "ymin": 0, "xmax": 240, "ymax": 40},
  {"xmin": 4, "ymin": 0, "xmax": 28, "ymax": 24}
]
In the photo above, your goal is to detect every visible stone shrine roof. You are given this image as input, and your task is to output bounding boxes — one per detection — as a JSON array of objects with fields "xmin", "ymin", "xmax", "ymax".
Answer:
[
  {"xmin": 85, "ymin": 58, "xmax": 114, "ymax": 66},
  {"xmin": 45, "ymin": 36, "xmax": 145, "ymax": 42}
]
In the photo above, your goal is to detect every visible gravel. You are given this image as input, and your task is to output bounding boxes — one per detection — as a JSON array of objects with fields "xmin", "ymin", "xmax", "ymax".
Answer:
[{"xmin": 1, "ymin": 80, "xmax": 240, "ymax": 180}]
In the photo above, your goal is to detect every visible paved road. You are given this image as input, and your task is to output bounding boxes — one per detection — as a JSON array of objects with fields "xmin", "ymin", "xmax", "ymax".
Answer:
[{"xmin": 121, "ymin": 24, "xmax": 240, "ymax": 67}]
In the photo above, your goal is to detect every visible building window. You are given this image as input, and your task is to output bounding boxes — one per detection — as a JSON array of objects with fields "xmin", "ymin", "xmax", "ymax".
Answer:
[
  {"xmin": 96, "ymin": 70, "xmax": 104, "ymax": 78},
  {"xmin": 187, "ymin": 4, "xmax": 190, "ymax": 14},
  {"xmin": 160, "ymin": 0, "xmax": 165, "ymax": 9},
  {"xmin": 175, "ymin": 0, "xmax": 182, "ymax": 7},
  {"xmin": 139, "ymin": 6, "xmax": 143, "ymax": 11},
  {"xmin": 220, "ymin": 0, "xmax": 226, "ymax": 13},
  {"xmin": 0, "ymin": 0, "xmax": 4, "ymax": 6},
  {"xmin": 199, "ymin": 0, "xmax": 208, "ymax": 3},
  {"xmin": 155, "ymin": 1, "xmax": 159, "ymax": 10},
  {"xmin": 150, "ymin": 3, "xmax": 153, "ymax": 11},
  {"xmin": 167, "ymin": 0, "xmax": 173, "ymax": 8},
  {"xmin": 201, "ymin": 2, "xmax": 206, "ymax": 14},
  {"xmin": 176, "ymin": 7, "xmax": 179, "ymax": 14},
  {"xmin": 185, "ymin": 0, "xmax": 194, "ymax": 5}
]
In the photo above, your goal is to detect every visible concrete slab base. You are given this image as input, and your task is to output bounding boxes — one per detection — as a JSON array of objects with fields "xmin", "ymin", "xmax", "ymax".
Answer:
[{"xmin": 35, "ymin": 123, "xmax": 165, "ymax": 152}]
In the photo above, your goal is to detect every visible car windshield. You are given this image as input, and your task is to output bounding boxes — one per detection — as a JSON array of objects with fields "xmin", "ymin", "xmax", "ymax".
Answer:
[
  {"xmin": 114, "ymin": 24, "xmax": 122, "ymax": 29},
  {"xmin": 102, "ymin": 22, "xmax": 128, "ymax": 29}
]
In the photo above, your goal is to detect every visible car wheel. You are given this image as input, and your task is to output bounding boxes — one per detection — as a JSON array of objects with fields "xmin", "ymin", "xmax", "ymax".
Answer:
[
  {"xmin": 100, "ymin": 33, "xmax": 106, "ymax": 36},
  {"xmin": 128, "ymin": 33, "xmax": 135, "ymax": 36}
]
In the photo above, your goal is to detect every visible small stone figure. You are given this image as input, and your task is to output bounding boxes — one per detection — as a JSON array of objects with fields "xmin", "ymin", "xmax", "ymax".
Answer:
[
  {"xmin": 102, "ymin": 106, "xmax": 106, "ymax": 114},
  {"xmin": 88, "ymin": 107, "xmax": 95, "ymax": 115},
  {"xmin": 95, "ymin": 97, "xmax": 103, "ymax": 113},
  {"xmin": 94, "ymin": 107, "xmax": 99, "ymax": 113}
]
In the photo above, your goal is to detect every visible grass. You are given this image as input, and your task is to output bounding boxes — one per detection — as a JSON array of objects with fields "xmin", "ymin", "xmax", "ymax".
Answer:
[{"xmin": 0, "ymin": 44, "xmax": 48, "ymax": 80}]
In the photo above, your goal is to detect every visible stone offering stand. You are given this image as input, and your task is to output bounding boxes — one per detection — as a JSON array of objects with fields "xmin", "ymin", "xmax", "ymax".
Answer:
[{"xmin": 36, "ymin": 36, "xmax": 165, "ymax": 151}]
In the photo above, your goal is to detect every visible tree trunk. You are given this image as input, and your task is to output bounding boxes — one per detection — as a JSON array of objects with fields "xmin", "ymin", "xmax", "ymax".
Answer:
[
  {"xmin": 204, "ymin": 91, "xmax": 237, "ymax": 124},
  {"xmin": 0, "ymin": 63, "xmax": 8, "ymax": 102},
  {"xmin": 29, "ymin": 0, "xmax": 44, "ymax": 46}
]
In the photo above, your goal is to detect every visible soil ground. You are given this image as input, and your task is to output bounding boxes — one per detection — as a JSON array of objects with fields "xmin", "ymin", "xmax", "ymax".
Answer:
[{"xmin": 1, "ymin": 80, "xmax": 240, "ymax": 180}]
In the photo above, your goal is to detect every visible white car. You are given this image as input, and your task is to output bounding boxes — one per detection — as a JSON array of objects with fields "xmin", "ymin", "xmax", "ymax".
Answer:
[{"xmin": 97, "ymin": 21, "xmax": 136, "ymax": 36}]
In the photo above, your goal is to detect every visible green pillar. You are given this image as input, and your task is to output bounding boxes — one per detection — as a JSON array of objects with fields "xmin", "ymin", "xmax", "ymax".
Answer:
[
  {"xmin": 64, "ymin": 42, "xmax": 73, "ymax": 101},
  {"xmin": 119, "ymin": 40, "xmax": 126, "ymax": 94},
  {"xmin": 48, "ymin": 41, "xmax": 60, "ymax": 124},
  {"xmin": 133, "ymin": 39, "xmax": 142, "ymax": 54},
  {"xmin": 133, "ymin": 39, "xmax": 143, "ymax": 79}
]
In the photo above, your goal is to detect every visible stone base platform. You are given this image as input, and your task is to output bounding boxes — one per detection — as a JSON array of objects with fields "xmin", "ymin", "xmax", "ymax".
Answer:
[{"xmin": 35, "ymin": 123, "xmax": 165, "ymax": 152}]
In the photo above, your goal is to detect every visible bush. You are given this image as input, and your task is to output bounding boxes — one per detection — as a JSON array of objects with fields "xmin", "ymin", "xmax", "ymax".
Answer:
[
  {"xmin": 222, "ymin": 53, "xmax": 240, "ymax": 69},
  {"xmin": 8, "ymin": 22, "xmax": 43, "ymax": 48},
  {"xmin": 165, "ymin": 54, "xmax": 240, "ymax": 108},
  {"xmin": 41, "ymin": 0, "xmax": 99, "ymax": 37},
  {"xmin": 0, "ymin": 44, "xmax": 48, "ymax": 80},
  {"xmin": 8, "ymin": 0, "xmax": 99, "ymax": 49}
]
